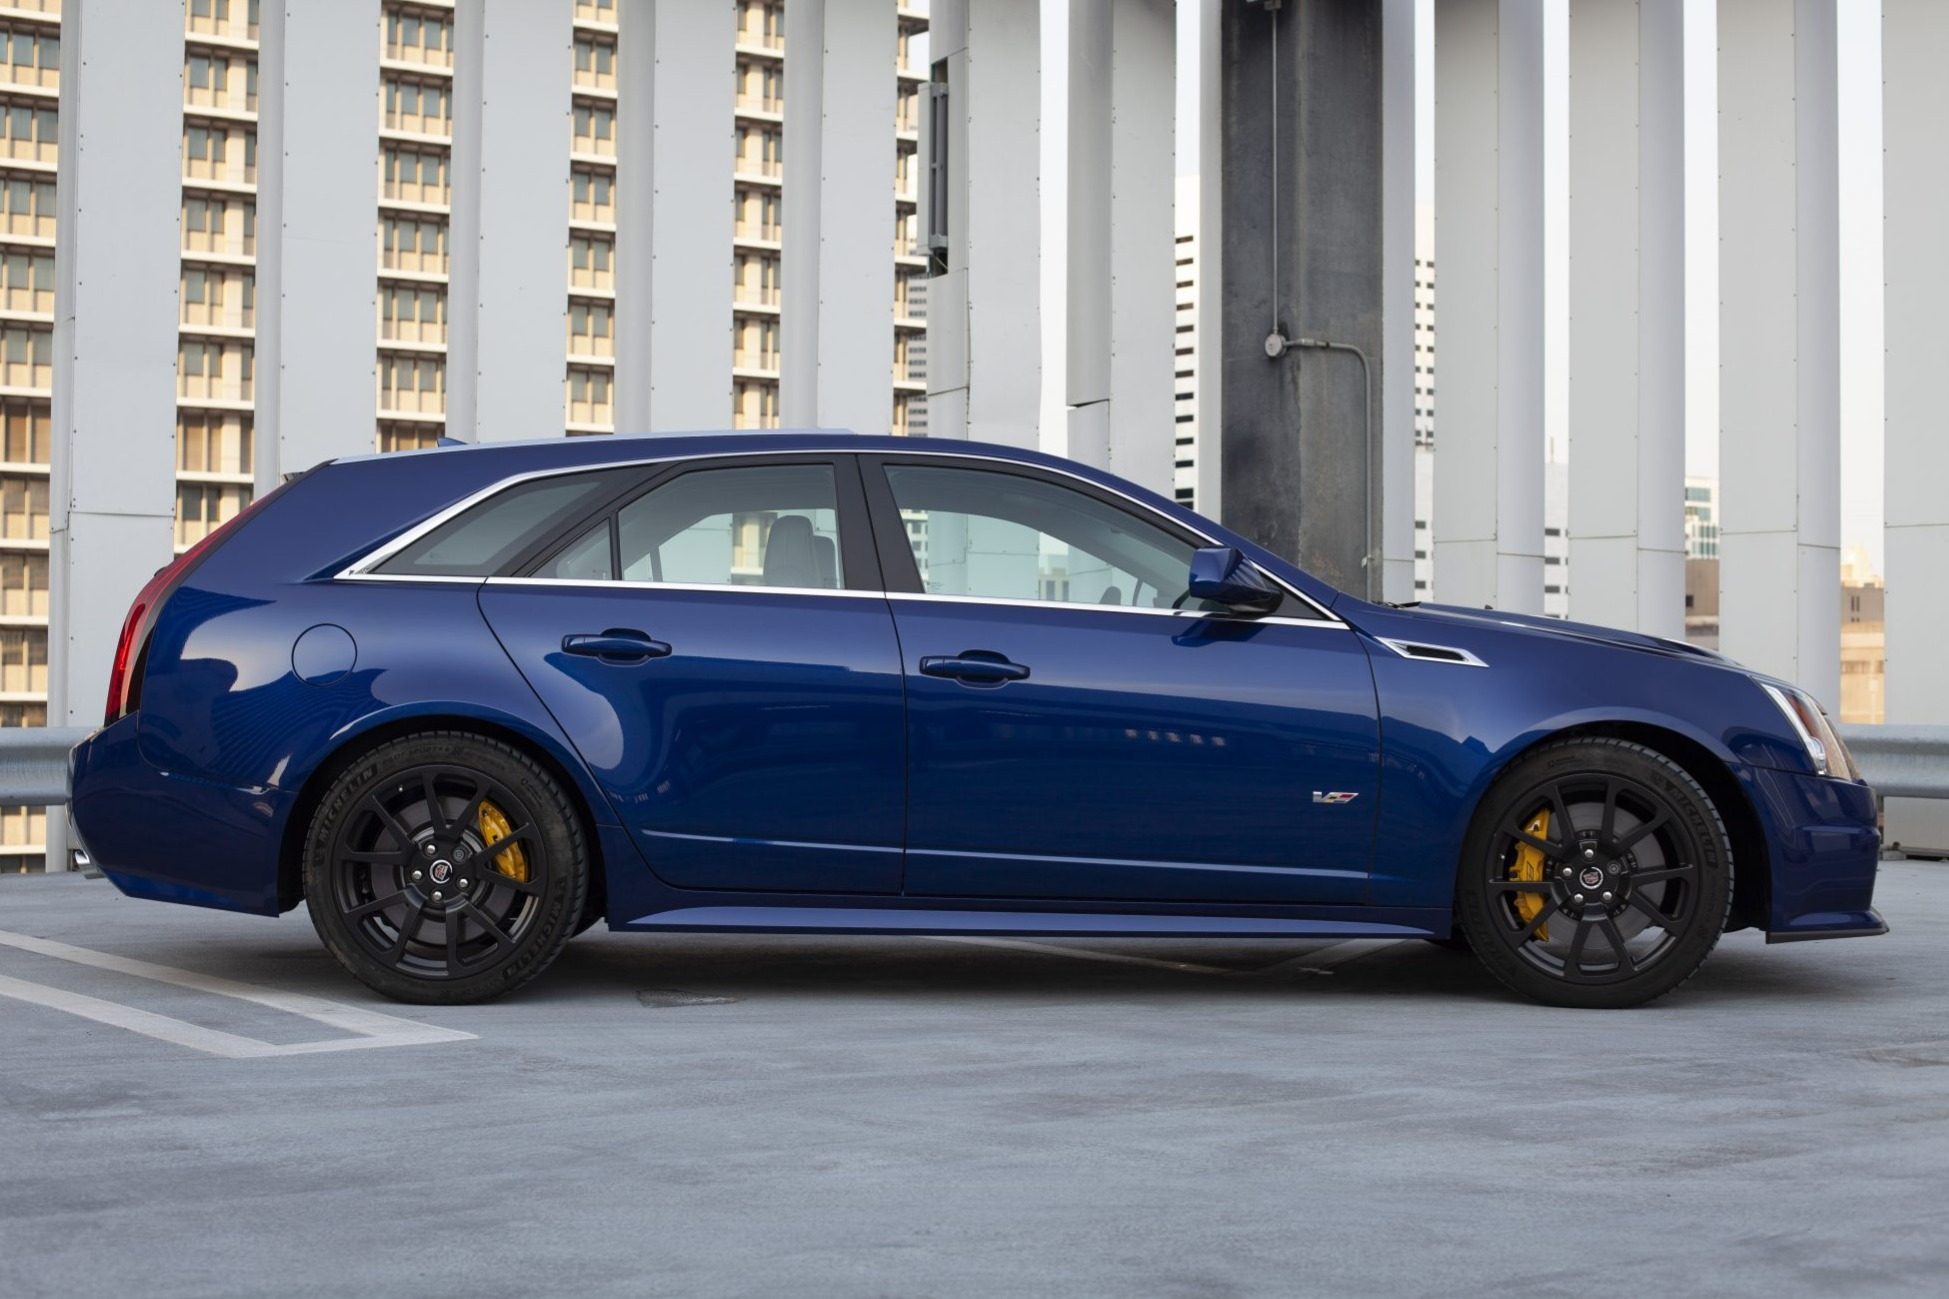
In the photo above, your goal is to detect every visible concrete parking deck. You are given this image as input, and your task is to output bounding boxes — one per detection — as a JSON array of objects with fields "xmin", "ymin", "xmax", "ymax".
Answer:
[{"xmin": 2, "ymin": 865, "xmax": 1946, "ymax": 1298}]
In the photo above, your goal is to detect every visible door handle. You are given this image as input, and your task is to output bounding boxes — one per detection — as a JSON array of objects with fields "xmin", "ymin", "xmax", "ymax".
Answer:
[
  {"xmin": 562, "ymin": 629, "xmax": 672, "ymax": 662},
  {"xmin": 919, "ymin": 652, "xmax": 1030, "ymax": 684}
]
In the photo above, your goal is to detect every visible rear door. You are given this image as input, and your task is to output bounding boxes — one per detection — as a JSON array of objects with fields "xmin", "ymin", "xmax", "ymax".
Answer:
[{"xmin": 479, "ymin": 455, "xmax": 908, "ymax": 894}]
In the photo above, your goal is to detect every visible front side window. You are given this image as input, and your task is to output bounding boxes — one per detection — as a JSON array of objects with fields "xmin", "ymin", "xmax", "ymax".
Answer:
[
  {"xmin": 882, "ymin": 464, "xmax": 1210, "ymax": 611},
  {"xmin": 540, "ymin": 463, "xmax": 844, "ymax": 591}
]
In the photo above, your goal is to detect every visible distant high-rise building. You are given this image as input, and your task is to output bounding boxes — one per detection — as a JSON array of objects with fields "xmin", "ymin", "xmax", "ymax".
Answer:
[
  {"xmin": 0, "ymin": 0, "xmax": 927, "ymax": 872},
  {"xmin": 1839, "ymin": 544, "xmax": 1884, "ymax": 724},
  {"xmin": 1685, "ymin": 476, "xmax": 1720, "ymax": 559}
]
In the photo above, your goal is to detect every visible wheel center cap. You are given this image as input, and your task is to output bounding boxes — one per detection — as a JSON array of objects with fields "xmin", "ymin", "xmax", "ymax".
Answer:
[
  {"xmin": 1579, "ymin": 866, "xmax": 1606, "ymax": 890},
  {"xmin": 428, "ymin": 859, "xmax": 454, "ymax": 886}
]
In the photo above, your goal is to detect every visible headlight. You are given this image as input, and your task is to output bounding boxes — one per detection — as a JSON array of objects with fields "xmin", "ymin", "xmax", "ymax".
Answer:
[{"xmin": 1758, "ymin": 681, "xmax": 1857, "ymax": 779}]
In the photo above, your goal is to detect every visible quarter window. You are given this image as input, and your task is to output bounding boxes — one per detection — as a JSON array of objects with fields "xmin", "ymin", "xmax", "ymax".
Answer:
[{"xmin": 372, "ymin": 470, "xmax": 632, "ymax": 578}]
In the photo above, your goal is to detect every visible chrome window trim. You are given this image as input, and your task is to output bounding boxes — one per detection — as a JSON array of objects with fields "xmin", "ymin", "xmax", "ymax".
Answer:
[
  {"xmin": 1376, "ymin": 637, "xmax": 1489, "ymax": 668},
  {"xmin": 331, "ymin": 445, "xmax": 1344, "ymax": 623},
  {"xmin": 481, "ymin": 576, "xmax": 884, "ymax": 600},
  {"xmin": 885, "ymin": 590, "xmax": 1347, "ymax": 629}
]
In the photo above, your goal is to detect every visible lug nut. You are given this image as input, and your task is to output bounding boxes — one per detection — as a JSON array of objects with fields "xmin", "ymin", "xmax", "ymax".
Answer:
[
  {"xmin": 411, "ymin": 870, "xmax": 422, "ymax": 881},
  {"xmin": 1583, "ymin": 848, "xmax": 1596, "ymax": 860},
  {"xmin": 1560, "ymin": 867, "xmax": 1573, "ymax": 878},
  {"xmin": 458, "ymin": 879, "xmax": 470, "ymax": 889},
  {"xmin": 423, "ymin": 843, "xmax": 436, "ymax": 857},
  {"xmin": 431, "ymin": 890, "xmax": 443, "ymax": 901},
  {"xmin": 1572, "ymin": 893, "xmax": 1585, "ymax": 904},
  {"xmin": 1601, "ymin": 891, "xmax": 1614, "ymax": 903}
]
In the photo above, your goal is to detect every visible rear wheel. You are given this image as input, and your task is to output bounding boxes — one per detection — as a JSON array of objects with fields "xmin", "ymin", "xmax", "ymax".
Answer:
[
  {"xmin": 303, "ymin": 732, "xmax": 588, "ymax": 1004},
  {"xmin": 1457, "ymin": 738, "xmax": 1732, "ymax": 1009}
]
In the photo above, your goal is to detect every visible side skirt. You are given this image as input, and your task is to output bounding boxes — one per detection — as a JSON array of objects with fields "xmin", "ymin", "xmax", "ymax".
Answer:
[{"xmin": 622, "ymin": 904, "xmax": 1449, "ymax": 940}]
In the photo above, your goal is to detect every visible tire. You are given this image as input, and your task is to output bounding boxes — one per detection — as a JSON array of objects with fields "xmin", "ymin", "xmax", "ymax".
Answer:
[
  {"xmin": 303, "ymin": 732, "xmax": 589, "ymax": 1004},
  {"xmin": 1456, "ymin": 738, "xmax": 1733, "ymax": 1009}
]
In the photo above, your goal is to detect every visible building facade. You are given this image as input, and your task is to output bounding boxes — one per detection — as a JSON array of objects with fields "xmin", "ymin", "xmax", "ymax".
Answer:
[{"xmin": 1, "ymin": 0, "xmax": 925, "ymax": 872}]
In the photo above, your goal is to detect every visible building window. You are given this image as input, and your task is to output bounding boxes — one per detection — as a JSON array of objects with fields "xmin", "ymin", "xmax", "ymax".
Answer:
[
  {"xmin": 2, "ymin": 99, "xmax": 59, "ymax": 163},
  {"xmin": 1, "ymin": 176, "xmax": 54, "ymax": 239},
  {"xmin": 175, "ymin": 482, "xmax": 253, "ymax": 550},
  {"xmin": 734, "ymin": 252, "xmax": 780, "ymax": 307},
  {"xmin": 566, "ymin": 366, "xmax": 612, "ymax": 427},
  {"xmin": 178, "ymin": 413, "xmax": 253, "ymax": 476},
  {"xmin": 178, "ymin": 340, "xmax": 253, "ymax": 402},
  {"xmin": 379, "ymin": 355, "xmax": 446, "ymax": 414},
  {"xmin": 735, "ymin": 188, "xmax": 781, "ymax": 242},
  {"xmin": 567, "ymin": 301, "xmax": 613, "ymax": 357},
  {"xmin": 0, "ymin": 27, "xmax": 59, "ymax": 90},
  {"xmin": 735, "ymin": 124, "xmax": 782, "ymax": 178},
  {"xmin": 382, "ymin": 145, "xmax": 451, "ymax": 204},
  {"xmin": 570, "ymin": 167, "xmax": 614, "ymax": 224},
  {"xmin": 0, "ymin": 249, "xmax": 53, "ymax": 314},
  {"xmin": 0, "ymin": 325, "xmax": 51, "ymax": 389},
  {"xmin": 384, "ymin": 77, "xmax": 451, "ymax": 135},
  {"xmin": 386, "ymin": 7, "xmax": 453, "ymax": 66},
  {"xmin": 0, "ymin": 626, "xmax": 46, "ymax": 695},
  {"xmin": 380, "ymin": 285, "xmax": 447, "ymax": 344},
  {"xmin": 377, "ymin": 421, "xmax": 443, "ymax": 454},
  {"xmin": 572, "ymin": 100, "xmax": 616, "ymax": 156},
  {"xmin": 732, "ymin": 379, "xmax": 778, "ymax": 430},
  {"xmin": 734, "ymin": 318, "xmax": 778, "ymax": 372},
  {"xmin": 568, "ymin": 233, "xmax": 614, "ymax": 290},
  {"xmin": 381, "ymin": 216, "xmax": 448, "ymax": 273},
  {"xmin": 573, "ymin": 35, "xmax": 616, "ymax": 90},
  {"xmin": 1, "ymin": 400, "xmax": 48, "ymax": 465}
]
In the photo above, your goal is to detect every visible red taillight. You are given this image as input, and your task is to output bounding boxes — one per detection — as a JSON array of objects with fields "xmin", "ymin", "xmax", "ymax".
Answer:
[{"xmin": 103, "ymin": 495, "xmax": 271, "ymax": 726}]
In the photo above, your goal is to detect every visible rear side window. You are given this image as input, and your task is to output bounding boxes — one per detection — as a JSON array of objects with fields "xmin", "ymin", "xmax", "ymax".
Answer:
[{"xmin": 372, "ymin": 470, "xmax": 631, "ymax": 577}]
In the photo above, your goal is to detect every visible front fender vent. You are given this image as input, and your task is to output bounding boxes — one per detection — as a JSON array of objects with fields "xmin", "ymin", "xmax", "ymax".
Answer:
[{"xmin": 1377, "ymin": 638, "xmax": 1488, "ymax": 668}]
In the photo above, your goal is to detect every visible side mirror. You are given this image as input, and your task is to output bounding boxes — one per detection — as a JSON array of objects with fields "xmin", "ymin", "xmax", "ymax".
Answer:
[{"xmin": 1186, "ymin": 546, "xmax": 1281, "ymax": 616}]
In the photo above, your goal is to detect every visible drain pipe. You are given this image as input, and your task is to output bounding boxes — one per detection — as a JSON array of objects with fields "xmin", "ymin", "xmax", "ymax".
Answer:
[{"xmin": 1265, "ymin": 330, "xmax": 1378, "ymax": 601}]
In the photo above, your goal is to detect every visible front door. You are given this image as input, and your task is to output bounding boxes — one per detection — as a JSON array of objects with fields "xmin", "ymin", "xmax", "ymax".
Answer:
[
  {"xmin": 866, "ymin": 458, "xmax": 1381, "ymax": 905},
  {"xmin": 480, "ymin": 458, "xmax": 907, "ymax": 894}
]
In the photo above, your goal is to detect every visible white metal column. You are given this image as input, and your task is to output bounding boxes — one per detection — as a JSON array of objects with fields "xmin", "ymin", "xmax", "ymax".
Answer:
[
  {"xmin": 1064, "ymin": 0, "xmax": 1173, "ymax": 496},
  {"xmin": 924, "ymin": 0, "xmax": 1041, "ymax": 447},
  {"xmin": 614, "ymin": 0, "xmax": 733, "ymax": 434},
  {"xmin": 46, "ymin": 0, "xmax": 186, "ymax": 866},
  {"xmin": 448, "ymin": 0, "xmax": 572, "ymax": 443},
  {"xmin": 780, "ymin": 0, "xmax": 895, "ymax": 435},
  {"xmin": 1717, "ymin": 0, "xmax": 1839, "ymax": 699},
  {"xmin": 1380, "ymin": 0, "xmax": 1419, "ymax": 604},
  {"xmin": 1194, "ymin": 0, "xmax": 1224, "ymax": 519},
  {"xmin": 1566, "ymin": 0, "xmax": 1684, "ymax": 637},
  {"xmin": 1433, "ymin": 0, "xmax": 1545, "ymax": 613},
  {"xmin": 1882, "ymin": 0, "xmax": 1949, "ymax": 851},
  {"xmin": 255, "ymin": 2, "xmax": 382, "ymax": 487}
]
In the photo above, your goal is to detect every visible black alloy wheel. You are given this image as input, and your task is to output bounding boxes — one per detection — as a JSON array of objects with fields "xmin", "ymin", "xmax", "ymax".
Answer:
[
  {"xmin": 1457, "ymin": 738, "xmax": 1733, "ymax": 1009},
  {"xmin": 303, "ymin": 732, "xmax": 587, "ymax": 1004}
]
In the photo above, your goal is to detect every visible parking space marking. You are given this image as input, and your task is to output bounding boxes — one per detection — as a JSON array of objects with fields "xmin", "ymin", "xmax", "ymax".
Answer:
[
  {"xmin": 922, "ymin": 935, "xmax": 1236, "ymax": 975},
  {"xmin": 0, "ymin": 928, "xmax": 475, "ymax": 1058}
]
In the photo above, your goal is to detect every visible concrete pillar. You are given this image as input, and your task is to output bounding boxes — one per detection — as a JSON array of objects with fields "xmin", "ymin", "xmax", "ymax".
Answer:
[
  {"xmin": 46, "ymin": 0, "xmax": 186, "ymax": 866},
  {"xmin": 780, "ymin": 0, "xmax": 895, "ymax": 435},
  {"xmin": 448, "ymin": 0, "xmax": 572, "ymax": 443},
  {"xmin": 923, "ymin": 0, "xmax": 1041, "ymax": 448},
  {"xmin": 1716, "ymin": 0, "xmax": 1839, "ymax": 699},
  {"xmin": 1379, "ymin": 0, "xmax": 1419, "ymax": 604},
  {"xmin": 1065, "ymin": 0, "xmax": 1174, "ymax": 498},
  {"xmin": 255, "ymin": 2, "xmax": 382, "ymax": 488},
  {"xmin": 1432, "ymin": 0, "xmax": 1545, "ymax": 614},
  {"xmin": 615, "ymin": 0, "xmax": 734, "ymax": 433},
  {"xmin": 1566, "ymin": 0, "xmax": 1685, "ymax": 637},
  {"xmin": 1219, "ymin": 0, "xmax": 1389, "ymax": 596},
  {"xmin": 1882, "ymin": 0, "xmax": 1949, "ymax": 848}
]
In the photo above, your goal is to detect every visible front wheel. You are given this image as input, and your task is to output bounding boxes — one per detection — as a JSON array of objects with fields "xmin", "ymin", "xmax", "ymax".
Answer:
[
  {"xmin": 1457, "ymin": 738, "xmax": 1733, "ymax": 1009},
  {"xmin": 303, "ymin": 732, "xmax": 588, "ymax": 1004}
]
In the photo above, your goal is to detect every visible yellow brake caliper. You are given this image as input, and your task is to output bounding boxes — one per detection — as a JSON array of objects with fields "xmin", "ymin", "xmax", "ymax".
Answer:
[
  {"xmin": 478, "ymin": 800, "xmax": 530, "ymax": 884},
  {"xmin": 1511, "ymin": 808, "xmax": 1551, "ymax": 942}
]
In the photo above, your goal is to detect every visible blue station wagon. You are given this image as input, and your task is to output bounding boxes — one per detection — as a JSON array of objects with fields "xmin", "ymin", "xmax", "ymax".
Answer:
[{"xmin": 69, "ymin": 433, "xmax": 1885, "ymax": 1008}]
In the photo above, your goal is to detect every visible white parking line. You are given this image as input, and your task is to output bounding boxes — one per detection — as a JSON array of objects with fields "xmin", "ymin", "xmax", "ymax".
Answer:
[
  {"xmin": 0, "ymin": 928, "xmax": 475, "ymax": 1059},
  {"xmin": 922, "ymin": 935, "xmax": 1236, "ymax": 975}
]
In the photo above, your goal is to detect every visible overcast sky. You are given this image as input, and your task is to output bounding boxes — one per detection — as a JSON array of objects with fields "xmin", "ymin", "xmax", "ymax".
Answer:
[{"xmin": 1065, "ymin": 0, "xmax": 1888, "ymax": 575}]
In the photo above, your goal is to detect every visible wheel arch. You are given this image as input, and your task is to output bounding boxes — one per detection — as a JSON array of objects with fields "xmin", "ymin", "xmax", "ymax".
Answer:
[
  {"xmin": 1480, "ymin": 720, "xmax": 1770, "ymax": 933},
  {"xmin": 276, "ymin": 711, "xmax": 612, "ymax": 920}
]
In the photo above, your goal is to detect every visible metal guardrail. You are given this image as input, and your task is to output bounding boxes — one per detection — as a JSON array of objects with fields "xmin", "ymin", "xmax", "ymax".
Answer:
[
  {"xmin": 0, "ymin": 727, "xmax": 89, "ymax": 806},
  {"xmin": 0, "ymin": 724, "xmax": 1944, "ymax": 805}
]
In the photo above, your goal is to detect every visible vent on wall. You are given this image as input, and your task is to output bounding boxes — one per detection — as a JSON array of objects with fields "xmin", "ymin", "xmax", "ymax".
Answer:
[{"xmin": 1376, "ymin": 638, "xmax": 1488, "ymax": 668}]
